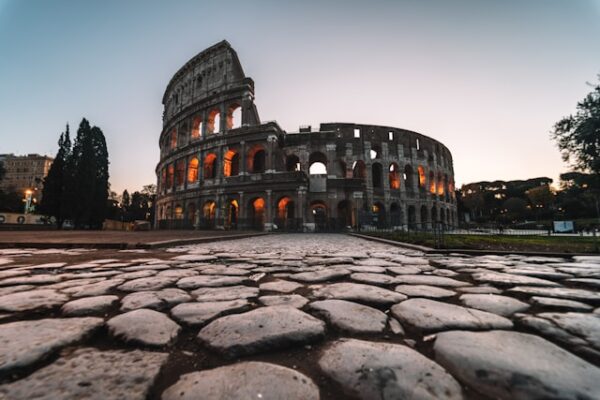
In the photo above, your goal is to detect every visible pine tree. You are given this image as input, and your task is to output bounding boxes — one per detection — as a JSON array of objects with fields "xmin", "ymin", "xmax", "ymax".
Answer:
[
  {"xmin": 40, "ymin": 124, "xmax": 71, "ymax": 227},
  {"xmin": 89, "ymin": 125, "xmax": 109, "ymax": 228}
]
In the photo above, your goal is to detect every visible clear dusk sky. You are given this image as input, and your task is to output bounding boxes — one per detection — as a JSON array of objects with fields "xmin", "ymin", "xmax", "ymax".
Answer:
[{"xmin": 1, "ymin": 0, "xmax": 599, "ymax": 193}]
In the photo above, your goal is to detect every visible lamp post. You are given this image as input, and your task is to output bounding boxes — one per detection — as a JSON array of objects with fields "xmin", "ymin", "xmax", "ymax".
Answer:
[{"xmin": 23, "ymin": 189, "xmax": 33, "ymax": 214}]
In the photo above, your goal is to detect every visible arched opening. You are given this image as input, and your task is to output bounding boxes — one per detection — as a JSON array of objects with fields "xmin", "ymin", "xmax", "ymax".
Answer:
[
  {"xmin": 338, "ymin": 160, "xmax": 347, "ymax": 178},
  {"xmin": 370, "ymin": 144, "xmax": 381, "ymax": 160},
  {"xmin": 337, "ymin": 200, "xmax": 354, "ymax": 230},
  {"xmin": 437, "ymin": 173, "xmax": 445, "ymax": 196},
  {"xmin": 227, "ymin": 199, "xmax": 238, "ymax": 228},
  {"xmin": 226, "ymin": 103, "xmax": 242, "ymax": 130},
  {"xmin": 420, "ymin": 205, "xmax": 429, "ymax": 228},
  {"xmin": 429, "ymin": 171, "xmax": 436, "ymax": 194},
  {"xmin": 187, "ymin": 203, "xmax": 197, "ymax": 224},
  {"xmin": 160, "ymin": 168, "xmax": 167, "ymax": 191},
  {"xmin": 202, "ymin": 200, "xmax": 216, "ymax": 228},
  {"xmin": 174, "ymin": 204, "xmax": 184, "ymax": 220},
  {"xmin": 431, "ymin": 206, "xmax": 438, "ymax": 224},
  {"xmin": 373, "ymin": 202, "xmax": 386, "ymax": 228},
  {"xmin": 404, "ymin": 165, "xmax": 414, "ymax": 190},
  {"xmin": 175, "ymin": 160, "xmax": 185, "ymax": 187},
  {"xmin": 207, "ymin": 109, "xmax": 220, "ymax": 134},
  {"xmin": 248, "ymin": 146, "xmax": 266, "ymax": 173},
  {"xmin": 309, "ymin": 152, "xmax": 328, "ymax": 175},
  {"xmin": 166, "ymin": 205, "xmax": 172, "ymax": 220},
  {"xmin": 248, "ymin": 197, "xmax": 265, "ymax": 230},
  {"xmin": 390, "ymin": 202, "xmax": 401, "ymax": 226},
  {"xmin": 167, "ymin": 164, "xmax": 175, "ymax": 188},
  {"xmin": 389, "ymin": 163, "xmax": 400, "ymax": 189},
  {"xmin": 203, "ymin": 153, "xmax": 218, "ymax": 179},
  {"xmin": 418, "ymin": 166, "xmax": 426, "ymax": 189},
  {"xmin": 408, "ymin": 205, "xmax": 416, "ymax": 228},
  {"xmin": 223, "ymin": 150, "xmax": 240, "ymax": 177},
  {"xmin": 187, "ymin": 157, "xmax": 199, "ymax": 183},
  {"xmin": 310, "ymin": 201, "xmax": 328, "ymax": 232},
  {"xmin": 170, "ymin": 128, "xmax": 177, "ymax": 149},
  {"xmin": 276, "ymin": 196, "xmax": 296, "ymax": 230},
  {"xmin": 353, "ymin": 160, "xmax": 367, "ymax": 180},
  {"xmin": 191, "ymin": 117, "xmax": 202, "ymax": 140},
  {"xmin": 372, "ymin": 163, "xmax": 383, "ymax": 188},
  {"xmin": 286, "ymin": 154, "xmax": 301, "ymax": 172}
]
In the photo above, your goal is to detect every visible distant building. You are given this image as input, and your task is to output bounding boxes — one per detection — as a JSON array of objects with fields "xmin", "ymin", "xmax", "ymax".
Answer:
[{"xmin": 0, "ymin": 153, "xmax": 54, "ymax": 205}]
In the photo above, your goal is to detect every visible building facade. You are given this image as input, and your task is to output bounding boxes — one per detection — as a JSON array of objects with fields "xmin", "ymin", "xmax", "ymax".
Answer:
[
  {"xmin": 0, "ymin": 153, "xmax": 53, "ymax": 205},
  {"xmin": 155, "ymin": 41, "xmax": 457, "ymax": 231}
]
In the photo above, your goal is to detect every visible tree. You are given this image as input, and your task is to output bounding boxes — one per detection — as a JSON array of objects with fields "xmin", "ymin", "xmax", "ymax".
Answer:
[
  {"xmin": 0, "ymin": 160, "xmax": 5, "ymax": 183},
  {"xmin": 40, "ymin": 124, "xmax": 71, "ymax": 227},
  {"xmin": 552, "ymin": 78, "xmax": 600, "ymax": 175}
]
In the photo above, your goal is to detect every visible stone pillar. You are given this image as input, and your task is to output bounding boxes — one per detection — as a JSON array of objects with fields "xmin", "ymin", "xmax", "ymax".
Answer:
[
  {"xmin": 238, "ymin": 191, "xmax": 245, "ymax": 228},
  {"xmin": 201, "ymin": 110, "xmax": 208, "ymax": 139},
  {"xmin": 326, "ymin": 143, "xmax": 336, "ymax": 178},
  {"xmin": 266, "ymin": 134, "xmax": 277, "ymax": 173},
  {"xmin": 216, "ymin": 145, "xmax": 224, "ymax": 181},
  {"xmin": 264, "ymin": 189, "xmax": 273, "ymax": 231},
  {"xmin": 240, "ymin": 141, "xmax": 247, "ymax": 176},
  {"xmin": 297, "ymin": 187, "xmax": 307, "ymax": 231}
]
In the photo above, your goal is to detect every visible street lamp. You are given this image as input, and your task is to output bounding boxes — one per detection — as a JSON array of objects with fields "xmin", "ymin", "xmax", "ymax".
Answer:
[{"xmin": 24, "ymin": 189, "xmax": 33, "ymax": 214}]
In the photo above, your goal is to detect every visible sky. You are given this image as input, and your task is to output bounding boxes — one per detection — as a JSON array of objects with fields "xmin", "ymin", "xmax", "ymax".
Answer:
[{"xmin": 1, "ymin": 0, "xmax": 599, "ymax": 193}]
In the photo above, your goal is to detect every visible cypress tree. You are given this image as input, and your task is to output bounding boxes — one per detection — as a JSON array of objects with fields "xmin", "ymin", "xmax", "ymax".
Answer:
[
  {"xmin": 40, "ymin": 124, "xmax": 71, "ymax": 227},
  {"xmin": 89, "ymin": 125, "xmax": 109, "ymax": 228}
]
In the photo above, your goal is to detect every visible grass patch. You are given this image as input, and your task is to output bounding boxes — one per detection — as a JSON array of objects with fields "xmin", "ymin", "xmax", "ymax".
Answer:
[{"xmin": 365, "ymin": 232, "xmax": 600, "ymax": 253}]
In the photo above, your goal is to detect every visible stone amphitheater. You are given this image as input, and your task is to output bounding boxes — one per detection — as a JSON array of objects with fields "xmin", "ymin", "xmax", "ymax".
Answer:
[{"xmin": 155, "ymin": 41, "xmax": 457, "ymax": 231}]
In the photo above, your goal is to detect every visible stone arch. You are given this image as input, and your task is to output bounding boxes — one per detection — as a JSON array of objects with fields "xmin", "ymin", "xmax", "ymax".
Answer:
[
  {"xmin": 175, "ymin": 160, "xmax": 185, "ymax": 187},
  {"xmin": 170, "ymin": 128, "xmax": 177, "ymax": 149},
  {"xmin": 174, "ymin": 203, "xmax": 184, "ymax": 219},
  {"xmin": 227, "ymin": 199, "xmax": 239, "ymax": 228},
  {"xmin": 248, "ymin": 197, "xmax": 266, "ymax": 230},
  {"xmin": 226, "ymin": 102, "xmax": 242, "ymax": 130},
  {"xmin": 203, "ymin": 153, "xmax": 218, "ymax": 179},
  {"xmin": 248, "ymin": 145, "xmax": 266, "ymax": 173},
  {"xmin": 353, "ymin": 160, "xmax": 367, "ymax": 180},
  {"xmin": 310, "ymin": 200, "xmax": 328, "ymax": 231},
  {"xmin": 166, "ymin": 164, "xmax": 175, "ymax": 188},
  {"xmin": 207, "ymin": 108, "xmax": 220, "ymax": 134},
  {"xmin": 202, "ymin": 200, "xmax": 216, "ymax": 228},
  {"xmin": 187, "ymin": 157, "xmax": 199, "ymax": 183},
  {"xmin": 338, "ymin": 160, "xmax": 347, "ymax": 178},
  {"xmin": 191, "ymin": 116, "xmax": 202, "ymax": 140},
  {"xmin": 276, "ymin": 196, "xmax": 296, "ymax": 229},
  {"xmin": 187, "ymin": 202, "xmax": 197, "ymax": 223},
  {"xmin": 429, "ymin": 171, "xmax": 436, "ymax": 194},
  {"xmin": 337, "ymin": 199, "xmax": 354, "ymax": 229},
  {"xmin": 373, "ymin": 201, "xmax": 386, "ymax": 228},
  {"xmin": 223, "ymin": 149, "xmax": 240, "ymax": 177},
  {"xmin": 404, "ymin": 165, "xmax": 414, "ymax": 190},
  {"xmin": 389, "ymin": 162, "xmax": 400, "ymax": 190},
  {"xmin": 372, "ymin": 162, "xmax": 383, "ymax": 188},
  {"xmin": 309, "ymin": 152, "xmax": 327, "ymax": 175},
  {"xmin": 390, "ymin": 202, "xmax": 401, "ymax": 226},
  {"xmin": 418, "ymin": 166, "xmax": 426, "ymax": 189},
  {"xmin": 286, "ymin": 154, "xmax": 301, "ymax": 172},
  {"xmin": 370, "ymin": 144, "xmax": 381, "ymax": 160}
]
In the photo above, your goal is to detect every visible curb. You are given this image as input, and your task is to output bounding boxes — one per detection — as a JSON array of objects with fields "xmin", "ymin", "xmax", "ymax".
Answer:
[
  {"xmin": 138, "ymin": 232, "xmax": 269, "ymax": 249},
  {"xmin": 348, "ymin": 233, "xmax": 433, "ymax": 252}
]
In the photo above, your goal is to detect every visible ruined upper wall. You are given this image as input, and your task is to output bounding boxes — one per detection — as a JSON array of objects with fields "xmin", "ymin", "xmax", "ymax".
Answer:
[{"xmin": 162, "ymin": 40, "xmax": 259, "ymax": 127}]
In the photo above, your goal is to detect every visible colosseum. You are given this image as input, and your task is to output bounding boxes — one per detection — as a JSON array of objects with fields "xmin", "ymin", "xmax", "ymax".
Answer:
[{"xmin": 155, "ymin": 41, "xmax": 457, "ymax": 231}]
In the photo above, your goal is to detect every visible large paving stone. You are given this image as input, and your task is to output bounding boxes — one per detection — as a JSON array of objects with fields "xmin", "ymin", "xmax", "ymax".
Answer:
[
  {"xmin": 120, "ymin": 288, "xmax": 191, "ymax": 311},
  {"xmin": 311, "ymin": 282, "xmax": 406, "ymax": 305},
  {"xmin": 0, "ymin": 274, "xmax": 62, "ymax": 286},
  {"xmin": 393, "ymin": 275, "xmax": 469, "ymax": 287},
  {"xmin": 319, "ymin": 338, "xmax": 463, "ymax": 400},
  {"xmin": 172, "ymin": 254, "xmax": 217, "ymax": 262},
  {"xmin": 533, "ymin": 312, "xmax": 600, "ymax": 350},
  {"xmin": 531, "ymin": 296, "xmax": 593, "ymax": 311},
  {"xmin": 61, "ymin": 295, "xmax": 118, "ymax": 316},
  {"xmin": 0, "ymin": 289, "xmax": 69, "ymax": 312},
  {"xmin": 259, "ymin": 294, "xmax": 309, "ymax": 308},
  {"xmin": 0, "ymin": 348, "xmax": 168, "ymax": 400},
  {"xmin": 434, "ymin": 330, "xmax": 600, "ymax": 400},
  {"xmin": 459, "ymin": 294, "xmax": 529, "ymax": 316},
  {"xmin": 192, "ymin": 285, "xmax": 258, "ymax": 301},
  {"xmin": 198, "ymin": 306, "xmax": 325, "ymax": 357},
  {"xmin": 350, "ymin": 272, "xmax": 395, "ymax": 286},
  {"xmin": 391, "ymin": 298, "xmax": 513, "ymax": 332},
  {"xmin": 117, "ymin": 276, "xmax": 176, "ymax": 292},
  {"xmin": 171, "ymin": 300, "xmax": 250, "ymax": 326},
  {"xmin": 177, "ymin": 275, "xmax": 248, "ymax": 289},
  {"xmin": 161, "ymin": 361, "xmax": 319, "ymax": 400},
  {"xmin": 308, "ymin": 300, "xmax": 387, "ymax": 333},
  {"xmin": 107, "ymin": 309, "xmax": 180, "ymax": 346},
  {"xmin": 61, "ymin": 278, "xmax": 125, "ymax": 297},
  {"xmin": 508, "ymin": 286, "xmax": 600, "ymax": 303},
  {"xmin": 288, "ymin": 268, "xmax": 350, "ymax": 283},
  {"xmin": 0, "ymin": 317, "xmax": 103, "ymax": 375},
  {"xmin": 395, "ymin": 284, "xmax": 456, "ymax": 298},
  {"xmin": 259, "ymin": 279, "xmax": 303, "ymax": 293},
  {"xmin": 472, "ymin": 271, "xmax": 560, "ymax": 287}
]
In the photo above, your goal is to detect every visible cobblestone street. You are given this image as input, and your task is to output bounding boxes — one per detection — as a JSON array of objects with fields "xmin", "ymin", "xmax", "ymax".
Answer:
[{"xmin": 0, "ymin": 233, "xmax": 599, "ymax": 399}]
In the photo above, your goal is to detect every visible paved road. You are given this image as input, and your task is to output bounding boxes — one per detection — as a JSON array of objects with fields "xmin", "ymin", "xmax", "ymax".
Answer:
[{"xmin": 0, "ymin": 234, "xmax": 599, "ymax": 399}]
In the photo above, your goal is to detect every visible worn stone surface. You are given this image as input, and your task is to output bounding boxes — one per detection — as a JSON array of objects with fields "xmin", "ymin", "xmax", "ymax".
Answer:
[
  {"xmin": 107, "ymin": 309, "xmax": 180, "ymax": 346},
  {"xmin": 259, "ymin": 279, "xmax": 303, "ymax": 293},
  {"xmin": 198, "ymin": 306, "xmax": 325, "ymax": 357},
  {"xmin": 311, "ymin": 282, "xmax": 406, "ymax": 305},
  {"xmin": 434, "ymin": 330, "xmax": 600, "ymax": 400},
  {"xmin": 393, "ymin": 275, "xmax": 470, "ymax": 287},
  {"xmin": 0, "ymin": 348, "xmax": 168, "ymax": 400},
  {"xmin": 61, "ymin": 295, "xmax": 118, "ymax": 316},
  {"xmin": 0, "ymin": 317, "xmax": 103, "ymax": 374},
  {"xmin": 192, "ymin": 285, "xmax": 258, "ymax": 301},
  {"xmin": 0, "ymin": 289, "xmax": 69, "ymax": 312},
  {"xmin": 531, "ymin": 296, "xmax": 593, "ymax": 311},
  {"xmin": 117, "ymin": 276, "xmax": 176, "ymax": 292},
  {"xmin": 459, "ymin": 294, "xmax": 530, "ymax": 316},
  {"xmin": 177, "ymin": 275, "xmax": 248, "ymax": 289},
  {"xmin": 319, "ymin": 339, "xmax": 463, "ymax": 400},
  {"xmin": 395, "ymin": 284, "xmax": 456, "ymax": 298},
  {"xmin": 171, "ymin": 300, "xmax": 250, "ymax": 326},
  {"xmin": 289, "ymin": 268, "xmax": 351, "ymax": 283},
  {"xmin": 162, "ymin": 362, "xmax": 319, "ymax": 400},
  {"xmin": 309, "ymin": 300, "xmax": 387, "ymax": 333},
  {"xmin": 120, "ymin": 288, "xmax": 191, "ymax": 311},
  {"xmin": 391, "ymin": 298, "xmax": 513, "ymax": 332},
  {"xmin": 508, "ymin": 286, "xmax": 600, "ymax": 303},
  {"xmin": 472, "ymin": 271, "xmax": 560, "ymax": 287},
  {"xmin": 258, "ymin": 294, "xmax": 309, "ymax": 308}
]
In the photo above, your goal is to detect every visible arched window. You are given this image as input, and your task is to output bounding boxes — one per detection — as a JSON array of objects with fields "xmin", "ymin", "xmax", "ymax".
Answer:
[
  {"xmin": 286, "ymin": 154, "xmax": 301, "ymax": 172},
  {"xmin": 437, "ymin": 173, "xmax": 445, "ymax": 196},
  {"xmin": 429, "ymin": 171, "xmax": 436, "ymax": 194},
  {"xmin": 389, "ymin": 163, "xmax": 400, "ymax": 189},
  {"xmin": 207, "ymin": 109, "xmax": 220, "ymax": 134},
  {"xmin": 353, "ymin": 160, "xmax": 367, "ymax": 180},
  {"xmin": 309, "ymin": 152, "xmax": 327, "ymax": 175},
  {"xmin": 191, "ymin": 117, "xmax": 202, "ymax": 139},
  {"xmin": 203, "ymin": 153, "xmax": 217, "ymax": 179},
  {"xmin": 248, "ymin": 146, "xmax": 266, "ymax": 173},
  {"xmin": 203, "ymin": 201, "xmax": 216, "ymax": 222},
  {"xmin": 160, "ymin": 168, "xmax": 167, "ymax": 190},
  {"xmin": 170, "ymin": 128, "xmax": 177, "ymax": 149},
  {"xmin": 223, "ymin": 150, "xmax": 240, "ymax": 177},
  {"xmin": 175, "ymin": 160, "xmax": 185, "ymax": 187},
  {"xmin": 174, "ymin": 204, "xmax": 184, "ymax": 219},
  {"xmin": 187, "ymin": 157, "xmax": 199, "ymax": 183},
  {"xmin": 226, "ymin": 103, "xmax": 242, "ymax": 130},
  {"xmin": 187, "ymin": 203, "xmax": 196, "ymax": 222},
  {"xmin": 404, "ymin": 165, "xmax": 414, "ymax": 190},
  {"xmin": 167, "ymin": 164, "xmax": 175, "ymax": 188},
  {"xmin": 338, "ymin": 160, "xmax": 347, "ymax": 178},
  {"xmin": 418, "ymin": 166, "xmax": 426, "ymax": 189},
  {"xmin": 372, "ymin": 163, "xmax": 383, "ymax": 188}
]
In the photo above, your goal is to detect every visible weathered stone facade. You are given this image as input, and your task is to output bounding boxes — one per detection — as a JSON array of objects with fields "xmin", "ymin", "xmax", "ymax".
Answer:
[{"xmin": 155, "ymin": 41, "xmax": 457, "ymax": 231}]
